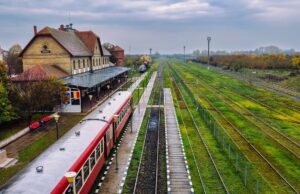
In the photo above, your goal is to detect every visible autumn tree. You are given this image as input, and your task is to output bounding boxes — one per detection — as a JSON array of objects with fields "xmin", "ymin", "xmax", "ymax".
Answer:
[
  {"xmin": 10, "ymin": 77, "xmax": 65, "ymax": 124},
  {"xmin": 0, "ymin": 61, "xmax": 15, "ymax": 124},
  {"xmin": 7, "ymin": 44, "xmax": 23, "ymax": 75}
]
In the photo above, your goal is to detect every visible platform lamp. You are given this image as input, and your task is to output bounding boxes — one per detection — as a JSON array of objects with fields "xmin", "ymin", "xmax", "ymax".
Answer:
[
  {"xmin": 65, "ymin": 171, "xmax": 77, "ymax": 194},
  {"xmin": 88, "ymin": 94, "xmax": 93, "ymax": 108},
  {"xmin": 97, "ymin": 86, "xmax": 101, "ymax": 100},
  {"xmin": 53, "ymin": 114, "xmax": 60, "ymax": 140},
  {"xmin": 113, "ymin": 114, "xmax": 119, "ymax": 171},
  {"xmin": 118, "ymin": 79, "xmax": 121, "ymax": 90}
]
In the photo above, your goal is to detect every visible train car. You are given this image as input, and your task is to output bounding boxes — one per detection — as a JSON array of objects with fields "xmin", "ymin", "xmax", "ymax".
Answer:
[{"xmin": 1, "ymin": 91, "xmax": 132, "ymax": 194}]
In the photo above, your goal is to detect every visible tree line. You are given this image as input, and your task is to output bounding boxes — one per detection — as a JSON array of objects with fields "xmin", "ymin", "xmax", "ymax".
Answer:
[{"xmin": 195, "ymin": 54, "xmax": 300, "ymax": 70}]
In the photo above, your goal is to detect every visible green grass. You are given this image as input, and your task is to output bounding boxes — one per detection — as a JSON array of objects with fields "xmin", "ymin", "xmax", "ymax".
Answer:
[
  {"xmin": 0, "ymin": 113, "xmax": 84, "ymax": 187},
  {"xmin": 122, "ymin": 109, "xmax": 150, "ymax": 194},
  {"xmin": 169, "ymin": 60, "xmax": 300, "ymax": 192},
  {"xmin": 0, "ymin": 113, "xmax": 51, "ymax": 142}
]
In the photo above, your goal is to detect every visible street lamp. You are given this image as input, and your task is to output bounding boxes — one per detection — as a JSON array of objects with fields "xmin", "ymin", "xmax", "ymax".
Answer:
[
  {"xmin": 65, "ymin": 171, "xmax": 76, "ymax": 194},
  {"xmin": 118, "ymin": 79, "xmax": 121, "ymax": 90},
  {"xmin": 207, "ymin": 36, "xmax": 211, "ymax": 66},
  {"xmin": 54, "ymin": 114, "xmax": 60, "ymax": 140},
  {"xmin": 88, "ymin": 94, "xmax": 93, "ymax": 108},
  {"xmin": 113, "ymin": 114, "xmax": 119, "ymax": 171},
  {"xmin": 97, "ymin": 86, "xmax": 101, "ymax": 100}
]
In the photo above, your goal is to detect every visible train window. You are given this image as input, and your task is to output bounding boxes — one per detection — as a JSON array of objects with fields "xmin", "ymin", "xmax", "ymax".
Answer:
[
  {"xmin": 90, "ymin": 152, "xmax": 96, "ymax": 169},
  {"xmin": 65, "ymin": 185, "xmax": 74, "ymax": 194},
  {"xmin": 96, "ymin": 144, "xmax": 100, "ymax": 159},
  {"xmin": 83, "ymin": 161, "xmax": 90, "ymax": 181},
  {"xmin": 100, "ymin": 139, "xmax": 104, "ymax": 154},
  {"xmin": 75, "ymin": 171, "xmax": 83, "ymax": 192}
]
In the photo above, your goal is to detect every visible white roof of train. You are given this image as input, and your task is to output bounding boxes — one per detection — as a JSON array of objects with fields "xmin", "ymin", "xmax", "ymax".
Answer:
[{"xmin": 1, "ymin": 91, "xmax": 131, "ymax": 194}]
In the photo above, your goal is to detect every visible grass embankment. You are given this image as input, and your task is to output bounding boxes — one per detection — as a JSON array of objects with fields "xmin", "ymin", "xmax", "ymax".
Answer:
[
  {"xmin": 170, "ymin": 61, "xmax": 300, "ymax": 192},
  {"xmin": 164, "ymin": 66, "xmax": 250, "ymax": 193},
  {"xmin": 0, "ymin": 113, "xmax": 50, "ymax": 142},
  {"xmin": 0, "ymin": 113, "xmax": 84, "ymax": 187},
  {"xmin": 122, "ymin": 109, "xmax": 150, "ymax": 194}
]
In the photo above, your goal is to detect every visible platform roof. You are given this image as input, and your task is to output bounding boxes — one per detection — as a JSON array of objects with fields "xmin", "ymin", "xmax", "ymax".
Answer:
[{"xmin": 62, "ymin": 66, "xmax": 130, "ymax": 88}]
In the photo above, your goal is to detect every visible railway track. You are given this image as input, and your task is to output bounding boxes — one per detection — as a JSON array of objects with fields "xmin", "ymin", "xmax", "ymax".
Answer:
[
  {"xmin": 170, "ymin": 75, "xmax": 229, "ymax": 194},
  {"xmin": 133, "ymin": 67, "xmax": 163, "ymax": 194},
  {"xmin": 169, "ymin": 64, "xmax": 299, "ymax": 193},
  {"xmin": 182, "ymin": 71, "xmax": 300, "ymax": 160}
]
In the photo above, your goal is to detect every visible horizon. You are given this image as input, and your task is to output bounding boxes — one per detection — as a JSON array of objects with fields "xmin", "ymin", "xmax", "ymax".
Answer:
[{"xmin": 0, "ymin": 0, "xmax": 300, "ymax": 54}]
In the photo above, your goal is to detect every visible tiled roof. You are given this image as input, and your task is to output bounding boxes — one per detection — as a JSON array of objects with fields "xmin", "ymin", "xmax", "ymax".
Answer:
[
  {"xmin": 75, "ymin": 31, "xmax": 98, "ymax": 53},
  {"xmin": 12, "ymin": 64, "xmax": 68, "ymax": 81},
  {"xmin": 46, "ymin": 28, "xmax": 92, "ymax": 56},
  {"xmin": 102, "ymin": 47, "xmax": 111, "ymax": 56}
]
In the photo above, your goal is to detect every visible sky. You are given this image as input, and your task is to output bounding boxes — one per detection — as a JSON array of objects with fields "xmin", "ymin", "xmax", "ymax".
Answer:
[{"xmin": 0, "ymin": 0, "xmax": 300, "ymax": 54}]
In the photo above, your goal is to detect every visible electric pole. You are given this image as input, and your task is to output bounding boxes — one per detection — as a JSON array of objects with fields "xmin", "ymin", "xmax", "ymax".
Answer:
[{"xmin": 207, "ymin": 36, "xmax": 211, "ymax": 66}]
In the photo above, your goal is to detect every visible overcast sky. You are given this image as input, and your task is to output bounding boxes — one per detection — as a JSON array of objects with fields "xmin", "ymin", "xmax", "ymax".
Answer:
[{"xmin": 0, "ymin": 0, "xmax": 299, "ymax": 54}]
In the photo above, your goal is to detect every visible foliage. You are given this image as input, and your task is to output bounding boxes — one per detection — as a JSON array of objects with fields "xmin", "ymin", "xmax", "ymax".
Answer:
[
  {"xmin": 9, "ymin": 78, "xmax": 65, "ymax": 124},
  {"xmin": 0, "ymin": 61, "xmax": 15, "ymax": 124},
  {"xmin": 196, "ymin": 54, "xmax": 300, "ymax": 70},
  {"xmin": 0, "ymin": 82, "xmax": 15, "ymax": 124},
  {"xmin": 7, "ymin": 44, "xmax": 23, "ymax": 75}
]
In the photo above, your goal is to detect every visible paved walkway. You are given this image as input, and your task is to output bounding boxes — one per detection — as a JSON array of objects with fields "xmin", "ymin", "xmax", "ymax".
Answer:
[
  {"xmin": 128, "ymin": 72, "xmax": 148, "ymax": 93},
  {"xmin": 98, "ymin": 72, "xmax": 157, "ymax": 194},
  {"xmin": 164, "ymin": 88, "xmax": 194, "ymax": 194}
]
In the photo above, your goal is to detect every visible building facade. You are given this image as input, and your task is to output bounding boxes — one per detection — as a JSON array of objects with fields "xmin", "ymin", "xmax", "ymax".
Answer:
[{"xmin": 20, "ymin": 25, "xmax": 111, "ymax": 77}]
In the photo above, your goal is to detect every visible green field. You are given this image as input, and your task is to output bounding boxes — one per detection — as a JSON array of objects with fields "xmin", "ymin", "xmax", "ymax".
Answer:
[{"xmin": 163, "ymin": 60, "xmax": 300, "ymax": 193}]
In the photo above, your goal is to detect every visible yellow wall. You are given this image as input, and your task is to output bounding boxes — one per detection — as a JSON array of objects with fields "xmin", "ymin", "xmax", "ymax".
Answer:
[{"xmin": 22, "ymin": 36, "xmax": 71, "ymax": 74}]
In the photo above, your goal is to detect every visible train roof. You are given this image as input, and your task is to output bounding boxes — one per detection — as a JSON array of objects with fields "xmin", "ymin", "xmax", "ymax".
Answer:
[{"xmin": 1, "ymin": 91, "xmax": 131, "ymax": 194}]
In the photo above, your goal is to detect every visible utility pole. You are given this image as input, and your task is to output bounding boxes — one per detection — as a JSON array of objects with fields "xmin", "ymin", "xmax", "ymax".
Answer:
[
  {"xmin": 183, "ymin": 45, "xmax": 186, "ymax": 64},
  {"xmin": 207, "ymin": 36, "xmax": 211, "ymax": 66},
  {"xmin": 149, "ymin": 48, "xmax": 152, "ymax": 56}
]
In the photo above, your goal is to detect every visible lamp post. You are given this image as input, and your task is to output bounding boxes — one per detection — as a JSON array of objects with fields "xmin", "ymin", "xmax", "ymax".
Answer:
[
  {"xmin": 207, "ymin": 36, "xmax": 211, "ymax": 66},
  {"xmin": 97, "ymin": 86, "xmax": 101, "ymax": 100},
  {"xmin": 88, "ymin": 94, "xmax": 93, "ymax": 108},
  {"xmin": 54, "ymin": 114, "xmax": 60, "ymax": 140},
  {"xmin": 65, "ymin": 171, "xmax": 77, "ymax": 194},
  {"xmin": 118, "ymin": 79, "xmax": 121, "ymax": 90},
  {"xmin": 113, "ymin": 114, "xmax": 119, "ymax": 171},
  {"xmin": 149, "ymin": 48, "xmax": 152, "ymax": 56}
]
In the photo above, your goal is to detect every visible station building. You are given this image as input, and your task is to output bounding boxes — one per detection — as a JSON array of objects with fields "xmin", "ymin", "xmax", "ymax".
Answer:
[{"xmin": 15, "ymin": 24, "xmax": 129, "ymax": 113}]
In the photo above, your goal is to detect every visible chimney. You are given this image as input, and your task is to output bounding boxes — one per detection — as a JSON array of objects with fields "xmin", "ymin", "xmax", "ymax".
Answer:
[
  {"xmin": 59, "ymin": 24, "xmax": 64, "ymax": 31},
  {"xmin": 33, "ymin": 25, "xmax": 37, "ymax": 35}
]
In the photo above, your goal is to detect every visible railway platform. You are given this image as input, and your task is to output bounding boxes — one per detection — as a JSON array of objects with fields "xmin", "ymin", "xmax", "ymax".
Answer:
[
  {"xmin": 97, "ymin": 72, "xmax": 157, "ymax": 194},
  {"xmin": 164, "ymin": 88, "xmax": 194, "ymax": 194}
]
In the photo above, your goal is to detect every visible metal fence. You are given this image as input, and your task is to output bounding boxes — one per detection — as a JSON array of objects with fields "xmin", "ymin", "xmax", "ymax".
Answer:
[{"xmin": 169, "ymin": 64, "xmax": 275, "ymax": 193}]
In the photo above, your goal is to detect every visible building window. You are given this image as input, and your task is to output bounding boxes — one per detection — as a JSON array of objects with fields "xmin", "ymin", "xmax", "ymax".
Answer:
[
  {"xmin": 73, "ymin": 60, "xmax": 76, "ymax": 70},
  {"xmin": 78, "ymin": 60, "xmax": 81, "ymax": 69},
  {"xmin": 93, "ymin": 59, "xmax": 95, "ymax": 66},
  {"xmin": 83, "ymin": 59, "xmax": 85, "ymax": 68},
  {"xmin": 98, "ymin": 58, "xmax": 100, "ymax": 66}
]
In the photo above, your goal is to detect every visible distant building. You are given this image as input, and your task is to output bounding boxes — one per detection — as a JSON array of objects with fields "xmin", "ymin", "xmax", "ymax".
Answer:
[
  {"xmin": 108, "ymin": 45, "xmax": 125, "ymax": 66},
  {"xmin": 19, "ymin": 24, "xmax": 111, "ymax": 77}
]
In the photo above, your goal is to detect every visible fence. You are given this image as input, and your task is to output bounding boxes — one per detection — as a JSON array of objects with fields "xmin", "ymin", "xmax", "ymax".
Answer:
[{"xmin": 169, "ymin": 64, "xmax": 276, "ymax": 193}]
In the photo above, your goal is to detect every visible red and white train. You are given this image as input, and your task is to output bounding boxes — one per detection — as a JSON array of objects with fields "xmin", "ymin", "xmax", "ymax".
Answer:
[{"xmin": 2, "ymin": 91, "xmax": 132, "ymax": 194}]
